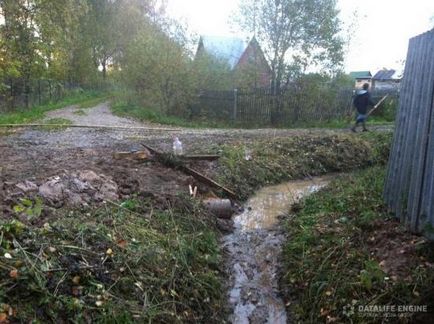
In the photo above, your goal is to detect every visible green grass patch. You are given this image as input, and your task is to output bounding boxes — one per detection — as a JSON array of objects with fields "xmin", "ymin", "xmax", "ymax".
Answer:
[
  {"xmin": 281, "ymin": 166, "xmax": 434, "ymax": 323},
  {"xmin": 78, "ymin": 95, "xmax": 110, "ymax": 109},
  {"xmin": 111, "ymin": 100, "xmax": 394, "ymax": 130},
  {"xmin": 73, "ymin": 109, "xmax": 87, "ymax": 116},
  {"xmin": 0, "ymin": 91, "xmax": 108, "ymax": 125},
  {"xmin": 39, "ymin": 118, "xmax": 72, "ymax": 131},
  {"xmin": 0, "ymin": 196, "xmax": 225, "ymax": 323},
  {"xmin": 294, "ymin": 116, "xmax": 394, "ymax": 129},
  {"xmin": 111, "ymin": 102, "xmax": 231, "ymax": 128},
  {"xmin": 217, "ymin": 132, "xmax": 392, "ymax": 200}
]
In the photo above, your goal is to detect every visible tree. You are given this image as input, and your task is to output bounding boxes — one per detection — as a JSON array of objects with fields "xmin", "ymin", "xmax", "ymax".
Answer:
[
  {"xmin": 236, "ymin": 0, "xmax": 344, "ymax": 93},
  {"xmin": 121, "ymin": 20, "xmax": 195, "ymax": 114}
]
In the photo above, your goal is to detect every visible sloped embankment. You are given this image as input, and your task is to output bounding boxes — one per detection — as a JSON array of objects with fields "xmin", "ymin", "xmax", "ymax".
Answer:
[{"xmin": 217, "ymin": 132, "xmax": 392, "ymax": 200}]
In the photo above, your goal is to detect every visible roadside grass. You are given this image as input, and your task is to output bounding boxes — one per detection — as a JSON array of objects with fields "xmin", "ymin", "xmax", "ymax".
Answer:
[
  {"xmin": 73, "ymin": 109, "xmax": 87, "ymax": 116},
  {"xmin": 0, "ymin": 196, "xmax": 225, "ymax": 323},
  {"xmin": 295, "ymin": 116, "xmax": 394, "ymax": 129},
  {"xmin": 78, "ymin": 95, "xmax": 110, "ymax": 109},
  {"xmin": 0, "ymin": 91, "xmax": 108, "ymax": 125},
  {"xmin": 281, "ymin": 166, "xmax": 434, "ymax": 323},
  {"xmin": 111, "ymin": 101, "xmax": 394, "ymax": 130},
  {"xmin": 111, "ymin": 102, "xmax": 230, "ymax": 129},
  {"xmin": 39, "ymin": 118, "xmax": 73, "ymax": 131},
  {"xmin": 217, "ymin": 132, "xmax": 392, "ymax": 200}
]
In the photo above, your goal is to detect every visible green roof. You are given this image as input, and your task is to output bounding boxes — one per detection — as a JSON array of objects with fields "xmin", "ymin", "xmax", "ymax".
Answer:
[{"xmin": 349, "ymin": 71, "xmax": 372, "ymax": 79}]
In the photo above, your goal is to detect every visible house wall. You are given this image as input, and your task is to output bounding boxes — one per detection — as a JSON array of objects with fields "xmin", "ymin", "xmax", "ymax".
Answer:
[
  {"xmin": 234, "ymin": 41, "xmax": 272, "ymax": 88},
  {"xmin": 354, "ymin": 78, "xmax": 372, "ymax": 89},
  {"xmin": 372, "ymin": 80, "xmax": 400, "ymax": 91}
]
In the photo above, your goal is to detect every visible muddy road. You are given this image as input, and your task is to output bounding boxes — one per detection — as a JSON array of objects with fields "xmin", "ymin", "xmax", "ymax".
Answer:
[{"xmin": 0, "ymin": 102, "xmax": 347, "ymax": 206}]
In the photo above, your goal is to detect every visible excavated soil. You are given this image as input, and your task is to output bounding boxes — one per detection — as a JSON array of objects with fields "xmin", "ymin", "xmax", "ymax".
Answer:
[{"xmin": 0, "ymin": 101, "xmax": 353, "ymax": 214}]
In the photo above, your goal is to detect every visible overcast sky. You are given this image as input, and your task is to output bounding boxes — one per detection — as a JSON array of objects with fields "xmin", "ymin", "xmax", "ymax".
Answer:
[{"xmin": 166, "ymin": 0, "xmax": 434, "ymax": 74}]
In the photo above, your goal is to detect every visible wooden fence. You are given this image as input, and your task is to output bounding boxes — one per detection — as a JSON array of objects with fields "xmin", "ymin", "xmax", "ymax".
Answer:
[
  {"xmin": 384, "ymin": 29, "xmax": 434, "ymax": 238},
  {"xmin": 0, "ymin": 79, "xmax": 87, "ymax": 112},
  {"xmin": 190, "ymin": 86, "xmax": 397, "ymax": 126}
]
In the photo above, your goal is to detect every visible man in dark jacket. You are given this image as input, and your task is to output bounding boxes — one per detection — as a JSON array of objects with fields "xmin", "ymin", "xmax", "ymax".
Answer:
[{"xmin": 351, "ymin": 83, "xmax": 375, "ymax": 132}]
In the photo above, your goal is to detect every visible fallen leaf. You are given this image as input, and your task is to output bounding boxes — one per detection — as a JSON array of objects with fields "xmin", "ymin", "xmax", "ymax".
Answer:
[
  {"xmin": 116, "ymin": 239, "xmax": 127, "ymax": 249},
  {"xmin": 71, "ymin": 287, "xmax": 80, "ymax": 296},
  {"xmin": 0, "ymin": 313, "xmax": 7, "ymax": 323},
  {"xmin": 320, "ymin": 308, "xmax": 330, "ymax": 316},
  {"xmin": 9, "ymin": 269, "xmax": 18, "ymax": 279},
  {"xmin": 106, "ymin": 248, "xmax": 113, "ymax": 256},
  {"xmin": 72, "ymin": 276, "xmax": 80, "ymax": 285}
]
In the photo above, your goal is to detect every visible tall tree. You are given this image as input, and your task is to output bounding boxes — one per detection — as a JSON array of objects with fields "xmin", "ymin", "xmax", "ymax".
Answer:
[{"xmin": 236, "ymin": 0, "xmax": 344, "ymax": 92}]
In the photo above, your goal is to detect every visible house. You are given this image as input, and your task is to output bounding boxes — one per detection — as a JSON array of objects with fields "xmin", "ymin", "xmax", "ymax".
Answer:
[
  {"xmin": 349, "ymin": 71, "xmax": 372, "ymax": 89},
  {"xmin": 371, "ymin": 69, "xmax": 401, "ymax": 91},
  {"xmin": 195, "ymin": 35, "xmax": 272, "ymax": 88}
]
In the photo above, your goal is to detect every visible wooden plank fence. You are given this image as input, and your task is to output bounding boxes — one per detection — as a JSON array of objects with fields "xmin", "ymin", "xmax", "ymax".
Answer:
[
  {"xmin": 192, "ymin": 86, "xmax": 358, "ymax": 126},
  {"xmin": 384, "ymin": 29, "xmax": 434, "ymax": 238},
  {"xmin": 0, "ymin": 79, "xmax": 82, "ymax": 111},
  {"xmin": 190, "ymin": 84, "xmax": 399, "ymax": 127}
]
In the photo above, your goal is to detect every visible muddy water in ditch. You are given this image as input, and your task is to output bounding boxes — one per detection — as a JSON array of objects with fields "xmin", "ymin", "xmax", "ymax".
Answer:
[{"xmin": 223, "ymin": 177, "xmax": 330, "ymax": 323}]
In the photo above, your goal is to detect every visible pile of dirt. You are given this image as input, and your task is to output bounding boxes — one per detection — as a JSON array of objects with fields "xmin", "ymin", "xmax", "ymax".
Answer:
[{"xmin": 4, "ymin": 170, "xmax": 119, "ymax": 210}]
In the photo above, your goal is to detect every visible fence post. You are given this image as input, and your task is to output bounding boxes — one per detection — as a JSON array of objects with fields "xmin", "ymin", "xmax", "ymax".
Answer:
[
  {"xmin": 38, "ymin": 80, "xmax": 41, "ymax": 105},
  {"xmin": 233, "ymin": 88, "xmax": 238, "ymax": 121}
]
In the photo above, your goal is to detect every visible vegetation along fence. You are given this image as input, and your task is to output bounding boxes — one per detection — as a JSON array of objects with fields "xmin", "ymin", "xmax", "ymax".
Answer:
[
  {"xmin": 0, "ymin": 79, "xmax": 82, "ymax": 112},
  {"xmin": 384, "ymin": 29, "xmax": 434, "ymax": 238},
  {"xmin": 190, "ymin": 85, "xmax": 397, "ymax": 126}
]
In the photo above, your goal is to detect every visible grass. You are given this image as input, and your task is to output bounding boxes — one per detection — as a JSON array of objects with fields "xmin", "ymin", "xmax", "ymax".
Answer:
[
  {"xmin": 0, "ymin": 91, "xmax": 108, "ymax": 125},
  {"xmin": 0, "ymin": 196, "xmax": 226, "ymax": 323},
  {"xmin": 111, "ymin": 100, "xmax": 395, "ymax": 130},
  {"xmin": 217, "ymin": 132, "xmax": 393, "ymax": 200},
  {"xmin": 73, "ymin": 109, "xmax": 87, "ymax": 116},
  {"xmin": 294, "ymin": 116, "xmax": 394, "ymax": 129},
  {"xmin": 111, "ymin": 102, "xmax": 231, "ymax": 129},
  {"xmin": 281, "ymin": 166, "xmax": 434, "ymax": 323},
  {"xmin": 39, "ymin": 118, "xmax": 73, "ymax": 131}
]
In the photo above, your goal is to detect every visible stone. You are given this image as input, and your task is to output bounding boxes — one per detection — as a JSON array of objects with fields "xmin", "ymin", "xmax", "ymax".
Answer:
[
  {"xmin": 39, "ymin": 178, "xmax": 65, "ymax": 203},
  {"xmin": 15, "ymin": 180, "xmax": 38, "ymax": 193}
]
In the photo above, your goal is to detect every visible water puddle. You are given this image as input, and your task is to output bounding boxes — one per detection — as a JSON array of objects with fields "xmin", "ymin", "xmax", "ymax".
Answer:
[{"xmin": 223, "ymin": 177, "xmax": 330, "ymax": 323}]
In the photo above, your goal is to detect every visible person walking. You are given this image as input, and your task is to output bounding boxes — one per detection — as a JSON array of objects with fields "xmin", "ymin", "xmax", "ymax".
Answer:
[{"xmin": 351, "ymin": 83, "xmax": 375, "ymax": 132}]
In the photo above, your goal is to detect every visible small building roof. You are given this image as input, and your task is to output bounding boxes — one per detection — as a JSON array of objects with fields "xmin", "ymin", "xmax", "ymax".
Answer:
[
  {"xmin": 373, "ymin": 69, "xmax": 400, "ymax": 80},
  {"xmin": 199, "ymin": 35, "xmax": 248, "ymax": 69},
  {"xmin": 349, "ymin": 71, "xmax": 372, "ymax": 79}
]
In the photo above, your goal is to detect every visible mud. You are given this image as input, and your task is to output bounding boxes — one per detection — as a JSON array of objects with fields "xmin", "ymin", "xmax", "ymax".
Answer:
[
  {"xmin": 0, "ymin": 102, "xmax": 348, "ymax": 214},
  {"xmin": 223, "ymin": 178, "xmax": 330, "ymax": 323}
]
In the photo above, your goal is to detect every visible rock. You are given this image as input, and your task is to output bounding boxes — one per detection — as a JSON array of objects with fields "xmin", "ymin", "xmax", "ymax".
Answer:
[
  {"xmin": 78, "ymin": 170, "xmax": 100, "ymax": 183},
  {"xmin": 39, "ymin": 178, "xmax": 65, "ymax": 203},
  {"xmin": 15, "ymin": 180, "xmax": 38, "ymax": 193},
  {"xmin": 99, "ymin": 181, "xmax": 119, "ymax": 201},
  {"xmin": 64, "ymin": 190, "xmax": 85, "ymax": 206},
  {"xmin": 216, "ymin": 218, "xmax": 234, "ymax": 233},
  {"xmin": 70, "ymin": 178, "xmax": 91, "ymax": 192}
]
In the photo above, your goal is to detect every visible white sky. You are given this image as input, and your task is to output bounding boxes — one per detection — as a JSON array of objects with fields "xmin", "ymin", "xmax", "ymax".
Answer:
[{"xmin": 166, "ymin": 0, "xmax": 434, "ymax": 74}]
